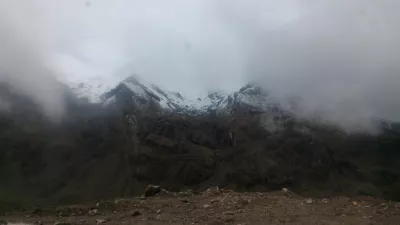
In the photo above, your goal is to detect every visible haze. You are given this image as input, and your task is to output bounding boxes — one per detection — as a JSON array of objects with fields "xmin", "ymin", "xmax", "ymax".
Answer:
[{"xmin": 0, "ymin": 0, "xmax": 399, "ymax": 131}]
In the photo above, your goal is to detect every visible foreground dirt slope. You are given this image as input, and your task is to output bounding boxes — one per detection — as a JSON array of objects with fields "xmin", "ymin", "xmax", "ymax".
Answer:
[{"xmin": 3, "ymin": 188, "xmax": 400, "ymax": 225}]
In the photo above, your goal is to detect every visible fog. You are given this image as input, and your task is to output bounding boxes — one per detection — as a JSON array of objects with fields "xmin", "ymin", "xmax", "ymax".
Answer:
[
  {"xmin": 1, "ymin": 0, "xmax": 400, "ymax": 130},
  {"xmin": 0, "ymin": 1, "xmax": 66, "ymax": 119}
]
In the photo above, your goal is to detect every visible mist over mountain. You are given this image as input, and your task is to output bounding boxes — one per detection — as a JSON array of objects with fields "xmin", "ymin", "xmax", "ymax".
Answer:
[{"xmin": 1, "ymin": 0, "xmax": 400, "ymax": 130}]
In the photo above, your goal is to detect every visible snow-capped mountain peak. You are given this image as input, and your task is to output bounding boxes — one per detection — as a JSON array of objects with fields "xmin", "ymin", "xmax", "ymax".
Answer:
[
  {"xmin": 68, "ymin": 76, "xmax": 119, "ymax": 103},
  {"xmin": 69, "ymin": 74, "xmax": 280, "ymax": 117}
]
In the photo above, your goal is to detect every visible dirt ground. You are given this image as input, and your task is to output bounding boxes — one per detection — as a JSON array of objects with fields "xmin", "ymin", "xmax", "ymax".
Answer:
[{"xmin": 2, "ymin": 188, "xmax": 400, "ymax": 225}]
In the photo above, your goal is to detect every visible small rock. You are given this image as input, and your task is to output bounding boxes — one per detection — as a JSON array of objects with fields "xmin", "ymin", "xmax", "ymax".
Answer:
[
  {"xmin": 223, "ymin": 217, "xmax": 235, "ymax": 222},
  {"xmin": 156, "ymin": 209, "xmax": 162, "ymax": 214},
  {"xmin": 54, "ymin": 222, "xmax": 72, "ymax": 225},
  {"xmin": 129, "ymin": 210, "xmax": 141, "ymax": 217},
  {"xmin": 205, "ymin": 187, "xmax": 221, "ymax": 196},
  {"xmin": 210, "ymin": 198, "xmax": 220, "ymax": 203},
  {"xmin": 144, "ymin": 185, "xmax": 161, "ymax": 197},
  {"xmin": 179, "ymin": 197, "xmax": 189, "ymax": 203},
  {"xmin": 95, "ymin": 201, "xmax": 115, "ymax": 211},
  {"xmin": 88, "ymin": 209, "xmax": 98, "ymax": 216},
  {"xmin": 237, "ymin": 197, "xmax": 249, "ymax": 206},
  {"xmin": 56, "ymin": 206, "xmax": 72, "ymax": 217},
  {"xmin": 282, "ymin": 188, "xmax": 288, "ymax": 192},
  {"xmin": 203, "ymin": 204, "xmax": 210, "ymax": 209},
  {"xmin": 305, "ymin": 198, "xmax": 313, "ymax": 204},
  {"xmin": 113, "ymin": 199, "xmax": 125, "ymax": 204},
  {"xmin": 75, "ymin": 210, "xmax": 84, "ymax": 216},
  {"xmin": 96, "ymin": 219, "xmax": 106, "ymax": 224},
  {"xmin": 31, "ymin": 208, "xmax": 44, "ymax": 215},
  {"xmin": 352, "ymin": 201, "xmax": 359, "ymax": 206},
  {"xmin": 34, "ymin": 221, "xmax": 44, "ymax": 225},
  {"xmin": 224, "ymin": 211, "xmax": 234, "ymax": 215},
  {"xmin": 161, "ymin": 188, "xmax": 171, "ymax": 194},
  {"xmin": 179, "ymin": 189, "xmax": 194, "ymax": 197},
  {"xmin": 322, "ymin": 198, "xmax": 329, "ymax": 204},
  {"xmin": 139, "ymin": 196, "xmax": 146, "ymax": 200},
  {"xmin": 208, "ymin": 221, "xmax": 224, "ymax": 225}
]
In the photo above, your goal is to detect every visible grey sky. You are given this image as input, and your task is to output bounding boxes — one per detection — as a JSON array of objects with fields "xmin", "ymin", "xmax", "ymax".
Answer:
[
  {"xmin": 1, "ymin": 0, "xmax": 400, "ymax": 130},
  {"xmin": 36, "ymin": 0, "xmax": 303, "ymax": 97}
]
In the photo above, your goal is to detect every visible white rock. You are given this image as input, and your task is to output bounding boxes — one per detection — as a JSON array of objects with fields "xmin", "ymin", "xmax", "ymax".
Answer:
[
  {"xmin": 96, "ymin": 219, "xmax": 106, "ymax": 224},
  {"xmin": 88, "ymin": 209, "xmax": 98, "ymax": 216},
  {"xmin": 203, "ymin": 204, "xmax": 210, "ymax": 209}
]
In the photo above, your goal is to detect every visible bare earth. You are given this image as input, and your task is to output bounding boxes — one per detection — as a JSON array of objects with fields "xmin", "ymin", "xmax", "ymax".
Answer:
[{"xmin": 2, "ymin": 188, "xmax": 400, "ymax": 225}]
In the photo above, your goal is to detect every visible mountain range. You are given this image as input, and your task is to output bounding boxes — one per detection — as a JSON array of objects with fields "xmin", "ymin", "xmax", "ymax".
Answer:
[
  {"xmin": 69, "ymin": 74, "xmax": 287, "ymax": 118},
  {"xmin": 1, "ymin": 73, "xmax": 400, "ymax": 211}
]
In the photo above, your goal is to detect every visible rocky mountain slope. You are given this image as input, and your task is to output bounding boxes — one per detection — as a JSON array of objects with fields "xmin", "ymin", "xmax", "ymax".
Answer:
[{"xmin": 0, "ymin": 76, "xmax": 400, "ymax": 212}]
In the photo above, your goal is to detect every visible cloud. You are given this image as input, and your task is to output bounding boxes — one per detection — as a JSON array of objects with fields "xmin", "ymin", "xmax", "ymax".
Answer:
[
  {"xmin": 216, "ymin": 0, "xmax": 400, "ymax": 131},
  {"xmin": 1, "ymin": 0, "xmax": 400, "ymax": 131},
  {"xmin": 0, "ymin": 0, "xmax": 66, "ymax": 119}
]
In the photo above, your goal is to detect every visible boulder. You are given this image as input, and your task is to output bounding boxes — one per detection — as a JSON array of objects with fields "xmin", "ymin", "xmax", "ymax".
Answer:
[{"xmin": 144, "ymin": 185, "xmax": 161, "ymax": 197}]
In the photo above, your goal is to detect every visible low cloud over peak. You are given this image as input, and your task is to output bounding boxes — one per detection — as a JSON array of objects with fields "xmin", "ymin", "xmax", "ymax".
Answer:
[{"xmin": 1, "ymin": 0, "xmax": 400, "ymax": 130}]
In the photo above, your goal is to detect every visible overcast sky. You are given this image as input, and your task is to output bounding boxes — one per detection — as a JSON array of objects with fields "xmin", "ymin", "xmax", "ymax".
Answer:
[
  {"xmin": 1, "ymin": 0, "xmax": 305, "ymax": 97},
  {"xmin": 1, "ymin": 0, "xmax": 400, "ymax": 130}
]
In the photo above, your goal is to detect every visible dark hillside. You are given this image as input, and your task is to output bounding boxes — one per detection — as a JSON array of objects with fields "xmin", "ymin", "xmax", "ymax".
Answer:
[{"xmin": 1, "ymin": 82, "xmax": 400, "ymax": 212}]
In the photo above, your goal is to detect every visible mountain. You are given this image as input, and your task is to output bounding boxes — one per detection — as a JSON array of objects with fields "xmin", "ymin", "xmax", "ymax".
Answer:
[
  {"xmin": 102, "ymin": 75, "xmax": 195, "ymax": 113},
  {"xmin": 69, "ymin": 75, "xmax": 286, "ymax": 119},
  {"xmin": 194, "ymin": 84, "xmax": 286, "ymax": 117},
  {"xmin": 1, "ymin": 75, "xmax": 400, "ymax": 212},
  {"xmin": 69, "ymin": 75, "xmax": 196, "ymax": 113},
  {"xmin": 68, "ymin": 79, "xmax": 116, "ymax": 104}
]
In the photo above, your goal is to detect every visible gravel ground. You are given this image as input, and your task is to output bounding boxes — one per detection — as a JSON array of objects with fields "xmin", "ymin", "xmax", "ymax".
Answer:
[{"xmin": 2, "ymin": 188, "xmax": 400, "ymax": 225}]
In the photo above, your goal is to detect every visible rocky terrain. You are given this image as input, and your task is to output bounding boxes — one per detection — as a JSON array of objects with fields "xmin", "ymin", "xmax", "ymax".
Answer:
[
  {"xmin": 0, "ymin": 74, "xmax": 400, "ymax": 218},
  {"xmin": 2, "ymin": 187, "xmax": 400, "ymax": 225}
]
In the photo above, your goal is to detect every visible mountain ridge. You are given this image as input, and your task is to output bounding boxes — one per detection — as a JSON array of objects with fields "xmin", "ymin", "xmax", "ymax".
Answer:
[
  {"xmin": 69, "ymin": 74, "xmax": 282, "ymax": 118},
  {"xmin": 1, "ymin": 77, "xmax": 400, "ymax": 211}
]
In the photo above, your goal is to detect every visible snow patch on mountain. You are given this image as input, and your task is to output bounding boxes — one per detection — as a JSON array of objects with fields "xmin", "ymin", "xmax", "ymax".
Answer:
[
  {"xmin": 99, "ymin": 75, "xmax": 200, "ymax": 113},
  {"xmin": 190, "ymin": 84, "xmax": 279, "ymax": 116},
  {"xmin": 68, "ymin": 74, "xmax": 281, "ymax": 116},
  {"xmin": 189, "ymin": 91, "xmax": 231, "ymax": 114},
  {"xmin": 68, "ymin": 76, "xmax": 118, "ymax": 103}
]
